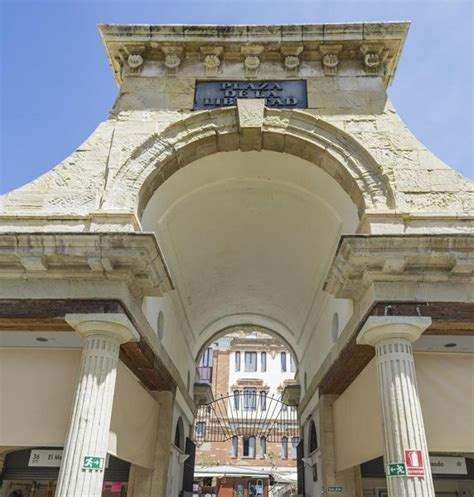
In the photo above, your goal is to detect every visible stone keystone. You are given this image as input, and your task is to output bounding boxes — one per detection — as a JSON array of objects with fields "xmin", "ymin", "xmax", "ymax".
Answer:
[{"xmin": 237, "ymin": 99, "xmax": 265, "ymax": 151}]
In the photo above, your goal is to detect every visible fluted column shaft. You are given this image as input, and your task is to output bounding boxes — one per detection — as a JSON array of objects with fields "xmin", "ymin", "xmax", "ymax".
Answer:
[
  {"xmin": 358, "ymin": 316, "xmax": 435, "ymax": 497},
  {"xmin": 56, "ymin": 314, "xmax": 138, "ymax": 497}
]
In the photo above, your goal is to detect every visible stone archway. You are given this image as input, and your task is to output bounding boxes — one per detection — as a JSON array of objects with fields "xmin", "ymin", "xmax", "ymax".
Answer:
[
  {"xmin": 196, "ymin": 322, "xmax": 299, "ymax": 366},
  {"xmin": 101, "ymin": 106, "xmax": 395, "ymax": 219}
]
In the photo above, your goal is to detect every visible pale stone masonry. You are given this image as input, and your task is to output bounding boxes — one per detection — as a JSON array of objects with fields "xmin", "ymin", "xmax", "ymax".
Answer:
[
  {"xmin": 0, "ymin": 23, "xmax": 471, "ymax": 234},
  {"xmin": 0, "ymin": 21, "xmax": 472, "ymax": 497}
]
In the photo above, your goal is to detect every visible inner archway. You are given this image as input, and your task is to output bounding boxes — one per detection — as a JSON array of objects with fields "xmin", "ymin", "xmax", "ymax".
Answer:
[{"xmin": 139, "ymin": 146, "xmax": 360, "ymax": 496}]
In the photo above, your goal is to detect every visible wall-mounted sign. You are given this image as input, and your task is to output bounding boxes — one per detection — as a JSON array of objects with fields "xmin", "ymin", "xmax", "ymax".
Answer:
[
  {"xmin": 405, "ymin": 450, "xmax": 425, "ymax": 477},
  {"xmin": 327, "ymin": 486, "xmax": 343, "ymax": 493},
  {"xmin": 387, "ymin": 463, "xmax": 407, "ymax": 477},
  {"xmin": 28, "ymin": 449, "xmax": 63, "ymax": 467},
  {"xmin": 194, "ymin": 80, "xmax": 307, "ymax": 110},
  {"xmin": 82, "ymin": 456, "xmax": 104, "ymax": 471},
  {"xmin": 430, "ymin": 456, "xmax": 467, "ymax": 475}
]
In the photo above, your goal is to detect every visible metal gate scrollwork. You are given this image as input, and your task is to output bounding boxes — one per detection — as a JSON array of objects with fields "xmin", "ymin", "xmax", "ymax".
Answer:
[{"xmin": 192, "ymin": 392, "xmax": 299, "ymax": 442}]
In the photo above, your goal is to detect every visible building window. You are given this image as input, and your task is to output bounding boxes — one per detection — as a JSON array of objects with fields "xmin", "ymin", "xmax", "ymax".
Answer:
[
  {"xmin": 234, "ymin": 390, "xmax": 240, "ymax": 411},
  {"xmin": 232, "ymin": 436, "xmax": 238, "ymax": 457},
  {"xmin": 175, "ymin": 417, "xmax": 184, "ymax": 451},
  {"xmin": 249, "ymin": 479, "xmax": 264, "ymax": 494},
  {"xmin": 260, "ymin": 436, "xmax": 267, "ymax": 457},
  {"xmin": 309, "ymin": 420, "xmax": 318, "ymax": 454},
  {"xmin": 198, "ymin": 348, "xmax": 213, "ymax": 384},
  {"xmin": 260, "ymin": 391, "xmax": 267, "ymax": 411},
  {"xmin": 243, "ymin": 388, "xmax": 257, "ymax": 410},
  {"xmin": 243, "ymin": 436, "xmax": 256, "ymax": 457},
  {"xmin": 281, "ymin": 436, "xmax": 288, "ymax": 459},
  {"xmin": 261, "ymin": 352, "xmax": 267, "ymax": 372},
  {"xmin": 281, "ymin": 352, "xmax": 287, "ymax": 372},
  {"xmin": 235, "ymin": 351, "xmax": 241, "ymax": 372},
  {"xmin": 244, "ymin": 351, "xmax": 257, "ymax": 372},
  {"xmin": 196, "ymin": 422, "xmax": 206, "ymax": 438},
  {"xmin": 291, "ymin": 436, "xmax": 299, "ymax": 459},
  {"xmin": 290, "ymin": 355, "xmax": 296, "ymax": 373},
  {"xmin": 199, "ymin": 347, "xmax": 213, "ymax": 367}
]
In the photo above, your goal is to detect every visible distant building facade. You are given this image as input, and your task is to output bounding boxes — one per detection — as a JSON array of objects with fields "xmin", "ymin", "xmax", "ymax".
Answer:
[{"xmin": 194, "ymin": 332, "xmax": 298, "ymax": 496}]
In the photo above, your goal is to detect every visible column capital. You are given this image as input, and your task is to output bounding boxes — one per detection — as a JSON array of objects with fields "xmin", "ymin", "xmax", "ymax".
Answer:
[
  {"xmin": 357, "ymin": 316, "xmax": 432, "ymax": 347},
  {"xmin": 65, "ymin": 312, "xmax": 140, "ymax": 344}
]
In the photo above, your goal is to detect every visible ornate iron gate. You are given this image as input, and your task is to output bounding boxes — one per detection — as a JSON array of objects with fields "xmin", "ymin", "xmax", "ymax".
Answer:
[{"xmin": 193, "ymin": 393, "xmax": 299, "ymax": 442}]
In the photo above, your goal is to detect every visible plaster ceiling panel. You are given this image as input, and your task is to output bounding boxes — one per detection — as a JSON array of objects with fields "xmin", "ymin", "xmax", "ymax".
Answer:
[
  {"xmin": 161, "ymin": 182, "xmax": 337, "ymax": 336},
  {"xmin": 141, "ymin": 151, "xmax": 358, "ymax": 342}
]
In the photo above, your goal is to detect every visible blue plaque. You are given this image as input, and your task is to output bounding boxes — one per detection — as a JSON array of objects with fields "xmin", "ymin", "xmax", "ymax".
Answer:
[{"xmin": 194, "ymin": 80, "xmax": 307, "ymax": 110}]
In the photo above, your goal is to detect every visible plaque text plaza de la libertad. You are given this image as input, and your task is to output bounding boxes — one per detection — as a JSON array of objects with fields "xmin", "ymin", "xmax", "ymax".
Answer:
[{"xmin": 194, "ymin": 80, "xmax": 307, "ymax": 110}]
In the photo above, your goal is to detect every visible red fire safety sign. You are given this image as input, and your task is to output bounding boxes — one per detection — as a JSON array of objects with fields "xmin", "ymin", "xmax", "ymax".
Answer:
[{"xmin": 405, "ymin": 450, "xmax": 425, "ymax": 476}]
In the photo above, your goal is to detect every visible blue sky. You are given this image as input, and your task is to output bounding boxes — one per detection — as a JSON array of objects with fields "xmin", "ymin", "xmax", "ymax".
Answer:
[{"xmin": 1, "ymin": 0, "xmax": 472, "ymax": 194}]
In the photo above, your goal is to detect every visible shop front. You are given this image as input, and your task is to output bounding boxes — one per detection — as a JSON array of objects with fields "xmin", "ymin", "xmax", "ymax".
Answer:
[
  {"xmin": 1, "ymin": 448, "xmax": 130, "ymax": 497},
  {"xmin": 219, "ymin": 477, "xmax": 267, "ymax": 497},
  {"xmin": 194, "ymin": 466, "xmax": 270, "ymax": 497},
  {"xmin": 361, "ymin": 455, "xmax": 474, "ymax": 497}
]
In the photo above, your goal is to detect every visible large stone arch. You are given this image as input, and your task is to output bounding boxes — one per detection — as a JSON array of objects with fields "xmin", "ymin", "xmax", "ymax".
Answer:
[{"xmin": 101, "ymin": 107, "xmax": 395, "ymax": 218}]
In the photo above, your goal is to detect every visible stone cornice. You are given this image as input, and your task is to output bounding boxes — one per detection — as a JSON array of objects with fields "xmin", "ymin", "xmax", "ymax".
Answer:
[
  {"xmin": 281, "ymin": 383, "xmax": 300, "ymax": 406},
  {"xmin": 99, "ymin": 22, "xmax": 409, "ymax": 88},
  {"xmin": 0, "ymin": 232, "xmax": 173, "ymax": 298},
  {"xmin": 324, "ymin": 234, "xmax": 474, "ymax": 300},
  {"xmin": 232, "ymin": 378, "xmax": 266, "ymax": 389}
]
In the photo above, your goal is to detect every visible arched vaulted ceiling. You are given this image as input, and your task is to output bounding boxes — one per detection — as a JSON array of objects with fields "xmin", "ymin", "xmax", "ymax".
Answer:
[{"xmin": 142, "ymin": 151, "xmax": 358, "ymax": 358}]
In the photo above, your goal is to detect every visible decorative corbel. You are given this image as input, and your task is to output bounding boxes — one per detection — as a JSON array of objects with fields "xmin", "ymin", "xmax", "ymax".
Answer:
[
  {"xmin": 200, "ymin": 46, "xmax": 223, "ymax": 77},
  {"xmin": 127, "ymin": 54, "xmax": 144, "ymax": 75},
  {"xmin": 281, "ymin": 44, "xmax": 304, "ymax": 77},
  {"xmin": 360, "ymin": 44, "xmax": 384, "ymax": 75},
  {"xmin": 162, "ymin": 46, "xmax": 183, "ymax": 76},
  {"xmin": 244, "ymin": 56, "xmax": 260, "ymax": 78},
  {"xmin": 319, "ymin": 44, "xmax": 342, "ymax": 76},
  {"xmin": 241, "ymin": 45, "xmax": 264, "ymax": 78}
]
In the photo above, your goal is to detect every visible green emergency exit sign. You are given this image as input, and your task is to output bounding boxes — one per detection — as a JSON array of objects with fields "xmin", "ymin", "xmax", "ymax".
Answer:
[
  {"xmin": 82, "ymin": 456, "xmax": 104, "ymax": 470},
  {"xmin": 387, "ymin": 463, "xmax": 407, "ymax": 477}
]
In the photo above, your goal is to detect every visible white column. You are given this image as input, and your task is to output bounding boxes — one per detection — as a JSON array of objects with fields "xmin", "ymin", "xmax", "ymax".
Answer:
[
  {"xmin": 56, "ymin": 313, "xmax": 139, "ymax": 497},
  {"xmin": 358, "ymin": 316, "xmax": 435, "ymax": 497}
]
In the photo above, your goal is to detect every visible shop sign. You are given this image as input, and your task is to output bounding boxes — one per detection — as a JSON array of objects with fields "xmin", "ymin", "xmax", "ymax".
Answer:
[
  {"xmin": 110, "ymin": 482, "xmax": 123, "ymax": 493},
  {"xmin": 387, "ymin": 463, "xmax": 407, "ymax": 477},
  {"xmin": 28, "ymin": 449, "xmax": 63, "ymax": 467},
  {"xmin": 405, "ymin": 450, "xmax": 425, "ymax": 477},
  {"xmin": 430, "ymin": 456, "xmax": 467, "ymax": 475},
  {"xmin": 82, "ymin": 456, "xmax": 104, "ymax": 470},
  {"xmin": 194, "ymin": 80, "xmax": 307, "ymax": 110},
  {"xmin": 327, "ymin": 486, "xmax": 343, "ymax": 493}
]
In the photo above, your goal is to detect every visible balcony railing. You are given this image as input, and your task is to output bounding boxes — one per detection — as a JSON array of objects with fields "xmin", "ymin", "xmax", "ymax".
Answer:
[{"xmin": 198, "ymin": 366, "xmax": 213, "ymax": 384}]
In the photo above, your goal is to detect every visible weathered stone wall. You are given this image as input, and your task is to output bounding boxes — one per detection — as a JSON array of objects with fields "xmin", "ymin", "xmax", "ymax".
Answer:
[
  {"xmin": 1, "ymin": 100, "xmax": 472, "ymax": 230},
  {"xmin": 1, "ymin": 22, "xmax": 471, "ymax": 232}
]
